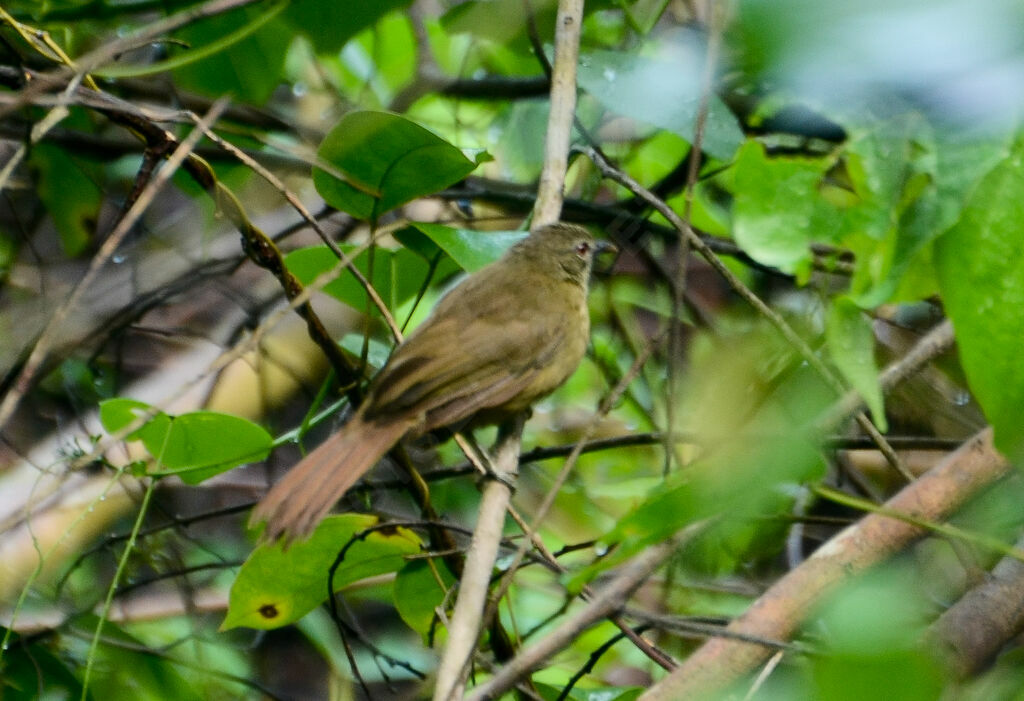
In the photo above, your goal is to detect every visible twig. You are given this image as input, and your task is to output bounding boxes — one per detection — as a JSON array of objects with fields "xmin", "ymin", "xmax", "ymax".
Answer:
[
  {"xmin": 466, "ymin": 531, "xmax": 696, "ymax": 701},
  {"xmin": 665, "ymin": 8, "xmax": 721, "ymax": 474},
  {"xmin": 0, "ymin": 0, "xmax": 266, "ymax": 119},
  {"xmin": 196, "ymin": 120, "xmax": 402, "ymax": 342}
]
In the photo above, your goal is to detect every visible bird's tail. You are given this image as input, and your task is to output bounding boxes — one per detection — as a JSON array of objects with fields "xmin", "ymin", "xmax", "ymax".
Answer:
[{"xmin": 250, "ymin": 411, "xmax": 412, "ymax": 544}]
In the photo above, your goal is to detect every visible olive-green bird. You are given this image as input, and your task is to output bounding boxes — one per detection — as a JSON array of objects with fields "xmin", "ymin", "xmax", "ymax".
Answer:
[{"xmin": 251, "ymin": 223, "xmax": 610, "ymax": 543}]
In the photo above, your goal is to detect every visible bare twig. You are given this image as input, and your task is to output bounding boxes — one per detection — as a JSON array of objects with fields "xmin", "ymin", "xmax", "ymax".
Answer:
[
  {"xmin": 467, "ymin": 530, "xmax": 696, "ymax": 701},
  {"xmin": 665, "ymin": 7, "xmax": 722, "ymax": 474}
]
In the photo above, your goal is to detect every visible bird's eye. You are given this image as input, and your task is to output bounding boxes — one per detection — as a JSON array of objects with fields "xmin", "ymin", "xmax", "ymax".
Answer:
[{"xmin": 575, "ymin": 241, "xmax": 591, "ymax": 256}]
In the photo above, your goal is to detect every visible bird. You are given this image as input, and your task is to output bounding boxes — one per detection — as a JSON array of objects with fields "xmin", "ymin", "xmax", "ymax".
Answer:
[{"xmin": 251, "ymin": 222, "xmax": 611, "ymax": 543}]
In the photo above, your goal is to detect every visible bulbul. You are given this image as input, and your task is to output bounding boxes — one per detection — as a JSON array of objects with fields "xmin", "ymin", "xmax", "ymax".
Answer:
[{"xmin": 251, "ymin": 223, "xmax": 609, "ymax": 543}]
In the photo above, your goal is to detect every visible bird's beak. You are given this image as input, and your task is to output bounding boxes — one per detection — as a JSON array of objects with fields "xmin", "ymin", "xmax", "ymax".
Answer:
[{"xmin": 595, "ymin": 240, "xmax": 618, "ymax": 256}]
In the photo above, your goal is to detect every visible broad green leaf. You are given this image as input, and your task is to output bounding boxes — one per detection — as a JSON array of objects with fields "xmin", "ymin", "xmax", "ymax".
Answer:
[
  {"xmin": 97, "ymin": 0, "xmax": 286, "ymax": 79},
  {"xmin": 825, "ymin": 297, "xmax": 886, "ymax": 430},
  {"xmin": 394, "ymin": 559, "xmax": 456, "ymax": 639},
  {"xmin": 577, "ymin": 39, "xmax": 744, "ymax": 160},
  {"xmin": 441, "ymin": 0, "xmax": 557, "ymax": 45},
  {"xmin": 935, "ymin": 137, "xmax": 1024, "ymax": 459},
  {"xmin": 732, "ymin": 140, "xmax": 838, "ymax": 277},
  {"xmin": 285, "ymin": 0, "xmax": 413, "ymax": 53},
  {"xmin": 170, "ymin": 4, "xmax": 289, "ymax": 103},
  {"xmin": 32, "ymin": 143, "xmax": 101, "ymax": 257},
  {"xmin": 403, "ymin": 223, "xmax": 526, "ymax": 272},
  {"xmin": 811, "ymin": 564, "xmax": 944, "ymax": 701},
  {"xmin": 99, "ymin": 398, "xmax": 172, "ymax": 445},
  {"xmin": 284, "ymin": 243, "xmax": 460, "ymax": 312},
  {"xmin": 73, "ymin": 615, "xmax": 197, "ymax": 701},
  {"xmin": 224, "ymin": 514, "xmax": 421, "ymax": 630},
  {"xmin": 99, "ymin": 399, "xmax": 272, "ymax": 484},
  {"xmin": 312, "ymin": 111, "xmax": 477, "ymax": 222},
  {"xmin": 841, "ymin": 114, "xmax": 1008, "ymax": 307}
]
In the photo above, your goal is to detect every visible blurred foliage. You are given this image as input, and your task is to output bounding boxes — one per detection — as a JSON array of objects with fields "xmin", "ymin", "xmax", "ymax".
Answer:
[{"xmin": 2, "ymin": 0, "xmax": 1024, "ymax": 699}]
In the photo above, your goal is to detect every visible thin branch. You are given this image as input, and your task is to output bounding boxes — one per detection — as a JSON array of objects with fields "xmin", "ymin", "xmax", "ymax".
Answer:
[
  {"xmin": 467, "ymin": 530, "xmax": 697, "ymax": 701},
  {"xmin": 432, "ymin": 0, "xmax": 585, "ymax": 695},
  {"xmin": 665, "ymin": 10, "xmax": 721, "ymax": 475}
]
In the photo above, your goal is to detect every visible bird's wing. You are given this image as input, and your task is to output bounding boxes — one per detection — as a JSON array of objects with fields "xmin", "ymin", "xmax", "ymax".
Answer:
[{"xmin": 364, "ymin": 273, "xmax": 579, "ymax": 426}]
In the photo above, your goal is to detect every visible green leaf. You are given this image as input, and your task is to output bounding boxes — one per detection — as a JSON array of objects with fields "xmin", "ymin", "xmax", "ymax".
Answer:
[
  {"xmin": 935, "ymin": 137, "xmax": 1024, "ymax": 459},
  {"xmin": 312, "ymin": 111, "xmax": 477, "ymax": 222},
  {"xmin": 284, "ymin": 243, "xmax": 460, "ymax": 312},
  {"xmin": 285, "ymin": 0, "xmax": 413, "ymax": 53},
  {"xmin": 571, "ymin": 434, "xmax": 825, "ymax": 589},
  {"xmin": 822, "ymin": 112, "xmax": 1013, "ymax": 307},
  {"xmin": 97, "ymin": 0, "xmax": 286, "ymax": 79},
  {"xmin": 825, "ymin": 297, "xmax": 886, "ymax": 430},
  {"xmin": 402, "ymin": 223, "xmax": 526, "ymax": 272},
  {"xmin": 224, "ymin": 514, "xmax": 421, "ymax": 630},
  {"xmin": 0, "ymin": 629, "xmax": 84, "ymax": 700},
  {"xmin": 32, "ymin": 143, "xmax": 101, "ymax": 257},
  {"xmin": 577, "ymin": 39, "xmax": 744, "ymax": 160},
  {"xmin": 99, "ymin": 398, "xmax": 172, "ymax": 444},
  {"xmin": 339, "ymin": 333, "xmax": 392, "ymax": 370},
  {"xmin": 99, "ymin": 399, "xmax": 272, "ymax": 483},
  {"xmin": 732, "ymin": 140, "xmax": 838, "ymax": 277},
  {"xmin": 170, "ymin": 4, "xmax": 290, "ymax": 103},
  {"xmin": 811, "ymin": 564, "xmax": 944, "ymax": 701},
  {"xmin": 394, "ymin": 559, "xmax": 456, "ymax": 639}
]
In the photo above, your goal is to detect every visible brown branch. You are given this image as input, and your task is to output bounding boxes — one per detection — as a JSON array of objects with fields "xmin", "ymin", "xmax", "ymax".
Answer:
[
  {"xmin": 638, "ymin": 429, "xmax": 1008, "ymax": 700},
  {"xmin": 928, "ymin": 530, "xmax": 1024, "ymax": 677}
]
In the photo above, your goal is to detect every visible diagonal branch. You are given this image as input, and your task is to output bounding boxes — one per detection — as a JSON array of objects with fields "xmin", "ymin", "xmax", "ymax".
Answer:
[{"xmin": 638, "ymin": 429, "xmax": 1008, "ymax": 700}]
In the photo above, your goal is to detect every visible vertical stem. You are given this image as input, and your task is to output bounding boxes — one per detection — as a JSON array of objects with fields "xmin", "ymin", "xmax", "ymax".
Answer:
[
  {"xmin": 432, "ymin": 417, "xmax": 525, "ymax": 701},
  {"xmin": 532, "ymin": 0, "xmax": 585, "ymax": 226},
  {"xmin": 435, "ymin": 0, "xmax": 585, "ymax": 695}
]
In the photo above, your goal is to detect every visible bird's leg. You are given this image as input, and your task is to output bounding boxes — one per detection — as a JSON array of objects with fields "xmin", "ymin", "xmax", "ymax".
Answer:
[{"xmin": 455, "ymin": 431, "xmax": 518, "ymax": 492}]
